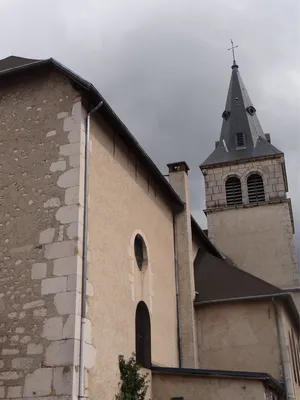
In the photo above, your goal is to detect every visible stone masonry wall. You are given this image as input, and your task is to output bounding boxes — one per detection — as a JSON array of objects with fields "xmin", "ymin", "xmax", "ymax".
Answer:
[
  {"xmin": 0, "ymin": 70, "xmax": 92, "ymax": 399},
  {"xmin": 203, "ymin": 156, "xmax": 287, "ymax": 209}
]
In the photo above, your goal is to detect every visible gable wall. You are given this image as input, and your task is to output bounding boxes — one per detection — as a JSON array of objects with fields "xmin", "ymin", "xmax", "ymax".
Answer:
[
  {"xmin": 0, "ymin": 69, "xmax": 85, "ymax": 398},
  {"xmin": 87, "ymin": 116, "xmax": 179, "ymax": 399},
  {"xmin": 196, "ymin": 301, "xmax": 281, "ymax": 380}
]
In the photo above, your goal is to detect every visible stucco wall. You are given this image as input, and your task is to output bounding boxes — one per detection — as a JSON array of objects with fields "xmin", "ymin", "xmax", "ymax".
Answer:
[
  {"xmin": 204, "ymin": 157, "xmax": 299, "ymax": 291},
  {"xmin": 280, "ymin": 304, "xmax": 300, "ymax": 399},
  {"xmin": 208, "ymin": 202, "xmax": 298, "ymax": 289},
  {"xmin": 0, "ymin": 69, "xmax": 86, "ymax": 398},
  {"xmin": 87, "ymin": 117, "xmax": 179, "ymax": 399},
  {"xmin": 152, "ymin": 373, "xmax": 268, "ymax": 400},
  {"xmin": 196, "ymin": 301, "xmax": 281, "ymax": 380}
]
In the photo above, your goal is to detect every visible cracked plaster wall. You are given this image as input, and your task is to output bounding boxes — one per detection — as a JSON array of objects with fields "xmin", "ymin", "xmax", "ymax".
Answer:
[{"xmin": 0, "ymin": 70, "xmax": 91, "ymax": 399}]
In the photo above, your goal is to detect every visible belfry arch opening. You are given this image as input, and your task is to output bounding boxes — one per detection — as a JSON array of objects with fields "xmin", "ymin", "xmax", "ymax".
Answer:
[
  {"xmin": 247, "ymin": 173, "xmax": 265, "ymax": 203},
  {"xmin": 225, "ymin": 176, "xmax": 243, "ymax": 206}
]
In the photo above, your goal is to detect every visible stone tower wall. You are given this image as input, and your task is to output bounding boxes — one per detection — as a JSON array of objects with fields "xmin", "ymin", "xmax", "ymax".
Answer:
[{"xmin": 203, "ymin": 156, "xmax": 299, "ymax": 294}]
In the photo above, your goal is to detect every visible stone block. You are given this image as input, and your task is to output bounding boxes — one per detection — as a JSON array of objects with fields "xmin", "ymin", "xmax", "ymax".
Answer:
[
  {"xmin": 68, "ymin": 129, "xmax": 82, "ymax": 143},
  {"xmin": 69, "ymin": 153, "xmax": 84, "ymax": 168},
  {"xmin": 2, "ymin": 349, "xmax": 19, "ymax": 355},
  {"xmin": 24, "ymin": 368, "xmax": 52, "ymax": 397},
  {"xmin": 7, "ymin": 386, "xmax": 22, "ymax": 398},
  {"xmin": 44, "ymin": 339, "xmax": 79, "ymax": 366},
  {"xmin": 57, "ymin": 168, "xmax": 80, "ymax": 189},
  {"xmin": 59, "ymin": 144, "xmax": 81, "ymax": 157},
  {"xmin": 54, "ymin": 291, "xmax": 81, "ymax": 315},
  {"xmin": 31, "ymin": 263, "xmax": 47, "ymax": 280},
  {"xmin": 43, "ymin": 197, "xmax": 61, "ymax": 208},
  {"xmin": 57, "ymin": 112, "xmax": 68, "ymax": 119},
  {"xmin": 84, "ymin": 343, "xmax": 96, "ymax": 369},
  {"xmin": 27, "ymin": 343, "xmax": 43, "ymax": 354},
  {"xmin": 46, "ymin": 130, "xmax": 56, "ymax": 137},
  {"xmin": 67, "ymin": 222, "xmax": 83, "ymax": 241},
  {"xmin": 50, "ymin": 161, "xmax": 67, "ymax": 172},
  {"xmin": 33, "ymin": 308, "xmax": 47, "ymax": 317},
  {"xmin": 53, "ymin": 366, "xmax": 74, "ymax": 395},
  {"xmin": 41, "ymin": 277, "xmax": 67, "ymax": 295},
  {"xmin": 67, "ymin": 275, "xmax": 81, "ymax": 292},
  {"xmin": 11, "ymin": 357, "xmax": 34, "ymax": 371},
  {"xmin": 56, "ymin": 205, "xmax": 83, "ymax": 224},
  {"xmin": 63, "ymin": 314, "xmax": 81, "ymax": 340},
  {"xmin": 44, "ymin": 240, "xmax": 77, "ymax": 260},
  {"xmin": 39, "ymin": 228, "xmax": 55, "ymax": 245},
  {"xmin": 0, "ymin": 387, "xmax": 4, "ymax": 398},
  {"xmin": 53, "ymin": 256, "xmax": 82, "ymax": 276},
  {"xmin": 65, "ymin": 186, "xmax": 82, "ymax": 206},
  {"xmin": 63, "ymin": 116, "xmax": 75, "ymax": 132},
  {"xmin": 0, "ymin": 371, "xmax": 20, "ymax": 380},
  {"xmin": 43, "ymin": 317, "xmax": 63, "ymax": 340}
]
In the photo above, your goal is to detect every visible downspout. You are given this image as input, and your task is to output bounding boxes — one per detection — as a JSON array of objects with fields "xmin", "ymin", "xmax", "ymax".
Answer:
[
  {"xmin": 79, "ymin": 100, "xmax": 103, "ymax": 399},
  {"xmin": 273, "ymin": 298, "xmax": 295, "ymax": 400},
  {"xmin": 173, "ymin": 212, "xmax": 182, "ymax": 368}
]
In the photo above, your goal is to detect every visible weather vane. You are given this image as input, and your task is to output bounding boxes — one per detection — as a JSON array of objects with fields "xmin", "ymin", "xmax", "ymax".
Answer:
[{"xmin": 228, "ymin": 39, "xmax": 238, "ymax": 65}]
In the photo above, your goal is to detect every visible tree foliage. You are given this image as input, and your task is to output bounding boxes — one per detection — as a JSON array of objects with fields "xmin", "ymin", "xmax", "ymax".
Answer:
[{"xmin": 116, "ymin": 354, "xmax": 149, "ymax": 400}]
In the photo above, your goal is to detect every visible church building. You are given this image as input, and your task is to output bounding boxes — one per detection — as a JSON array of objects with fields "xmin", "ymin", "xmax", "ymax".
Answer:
[{"xmin": 0, "ymin": 54, "xmax": 299, "ymax": 400}]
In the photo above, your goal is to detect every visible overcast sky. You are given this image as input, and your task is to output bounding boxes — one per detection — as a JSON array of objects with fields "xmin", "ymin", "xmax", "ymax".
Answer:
[{"xmin": 0, "ymin": 0, "xmax": 299, "ymax": 253}]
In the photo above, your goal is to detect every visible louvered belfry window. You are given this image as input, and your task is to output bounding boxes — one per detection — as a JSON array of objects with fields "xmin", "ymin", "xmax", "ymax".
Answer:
[
  {"xmin": 247, "ymin": 174, "xmax": 265, "ymax": 203},
  {"xmin": 226, "ymin": 177, "xmax": 243, "ymax": 206},
  {"xmin": 236, "ymin": 132, "xmax": 245, "ymax": 147}
]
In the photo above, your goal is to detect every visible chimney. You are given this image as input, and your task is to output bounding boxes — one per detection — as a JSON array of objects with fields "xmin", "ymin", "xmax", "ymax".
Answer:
[{"xmin": 167, "ymin": 161, "xmax": 198, "ymax": 368}]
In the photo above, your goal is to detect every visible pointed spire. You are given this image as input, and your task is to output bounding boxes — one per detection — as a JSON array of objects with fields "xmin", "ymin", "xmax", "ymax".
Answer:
[{"xmin": 201, "ymin": 62, "xmax": 282, "ymax": 167}]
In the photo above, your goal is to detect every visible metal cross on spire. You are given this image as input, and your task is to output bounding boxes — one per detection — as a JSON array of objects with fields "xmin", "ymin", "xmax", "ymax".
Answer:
[{"xmin": 228, "ymin": 39, "xmax": 238, "ymax": 66}]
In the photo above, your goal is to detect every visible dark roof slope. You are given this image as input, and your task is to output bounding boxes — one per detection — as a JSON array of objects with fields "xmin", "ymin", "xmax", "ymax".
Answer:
[
  {"xmin": 201, "ymin": 64, "xmax": 282, "ymax": 167},
  {"xmin": 193, "ymin": 249, "xmax": 300, "ymax": 333},
  {"xmin": 0, "ymin": 56, "xmax": 41, "ymax": 72},
  {"xmin": 193, "ymin": 249, "xmax": 282, "ymax": 303},
  {"xmin": 0, "ymin": 55, "xmax": 184, "ymax": 213},
  {"xmin": 152, "ymin": 366, "xmax": 284, "ymax": 395},
  {"xmin": 190, "ymin": 216, "xmax": 223, "ymax": 259}
]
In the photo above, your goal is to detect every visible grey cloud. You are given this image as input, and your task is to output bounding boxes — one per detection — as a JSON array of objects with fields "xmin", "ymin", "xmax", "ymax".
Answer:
[{"xmin": 0, "ymin": 0, "xmax": 299, "ymax": 250}]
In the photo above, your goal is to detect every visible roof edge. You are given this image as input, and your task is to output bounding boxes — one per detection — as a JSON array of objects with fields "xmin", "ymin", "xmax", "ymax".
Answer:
[
  {"xmin": 191, "ymin": 216, "xmax": 224, "ymax": 259},
  {"xmin": 194, "ymin": 292, "xmax": 287, "ymax": 307},
  {"xmin": 200, "ymin": 152, "xmax": 284, "ymax": 170}
]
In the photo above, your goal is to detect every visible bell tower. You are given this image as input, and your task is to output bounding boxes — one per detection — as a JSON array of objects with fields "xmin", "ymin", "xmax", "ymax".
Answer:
[{"xmin": 200, "ymin": 60, "xmax": 299, "ymax": 304}]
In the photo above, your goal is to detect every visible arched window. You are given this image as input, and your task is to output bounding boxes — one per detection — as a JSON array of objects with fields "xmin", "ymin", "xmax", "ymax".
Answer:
[
  {"xmin": 247, "ymin": 174, "xmax": 265, "ymax": 203},
  {"xmin": 135, "ymin": 301, "xmax": 151, "ymax": 368},
  {"xmin": 226, "ymin": 176, "xmax": 242, "ymax": 206}
]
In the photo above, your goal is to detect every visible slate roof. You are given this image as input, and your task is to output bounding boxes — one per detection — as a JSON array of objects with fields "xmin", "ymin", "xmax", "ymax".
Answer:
[
  {"xmin": 193, "ymin": 249, "xmax": 282, "ymax": 303},
  {"xmin": 0, "ymin": 56, "xmax": 40, "ymax": 72},
  {"xmin": 201, "ymin": 64, "xmax": 282, "ymax": 167},
  {"xmin": 193, "ymin": 249, "xmax": 300, "ymax": 332}
]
